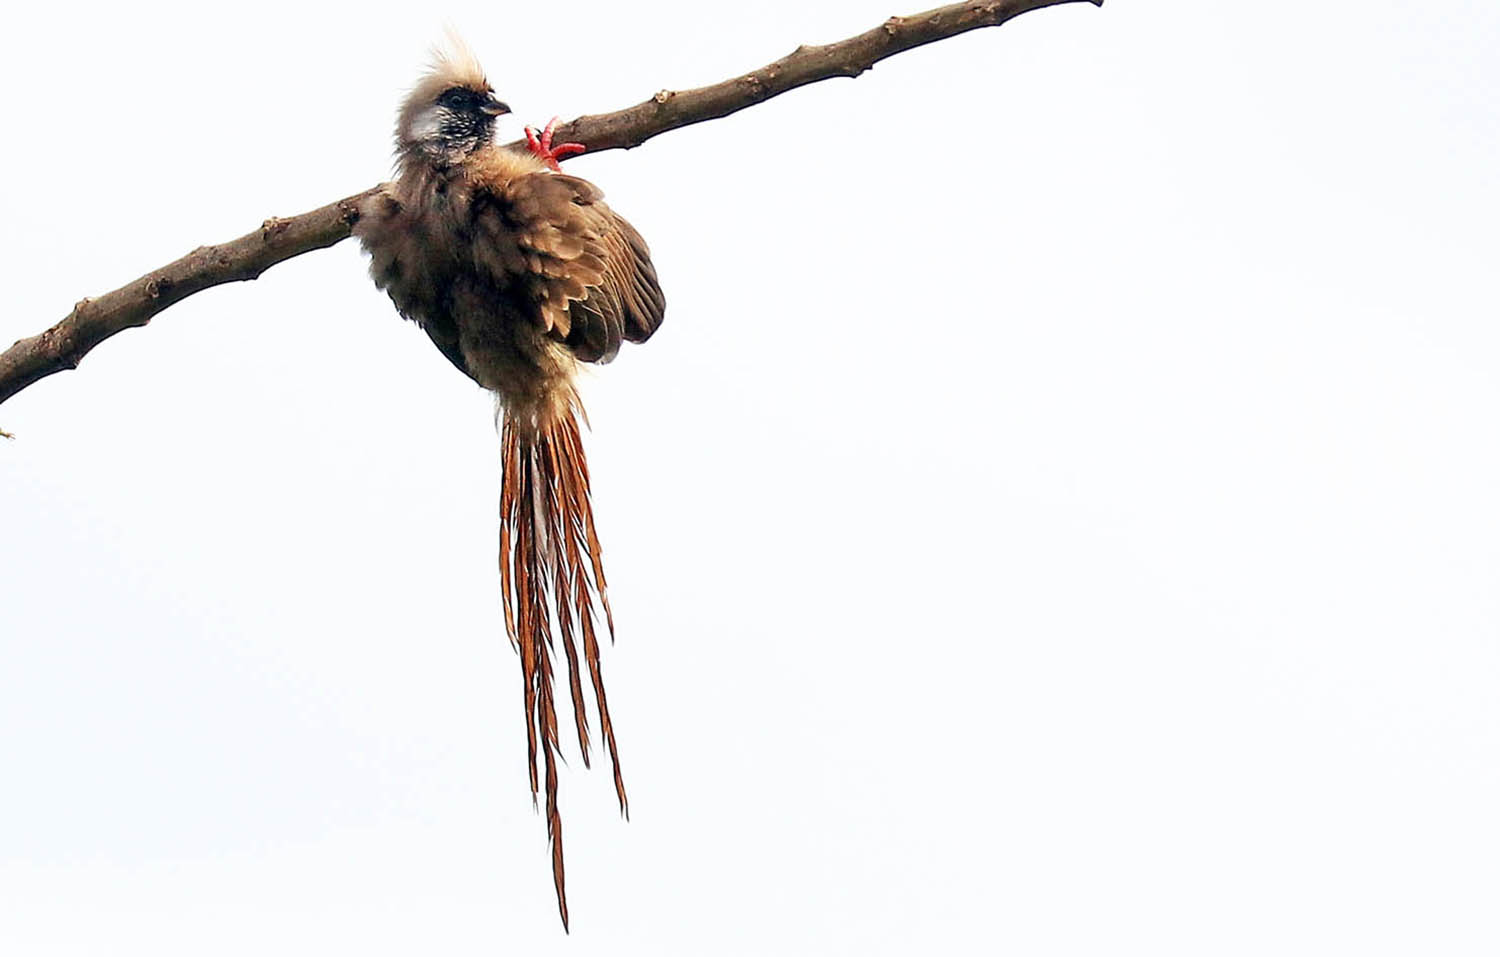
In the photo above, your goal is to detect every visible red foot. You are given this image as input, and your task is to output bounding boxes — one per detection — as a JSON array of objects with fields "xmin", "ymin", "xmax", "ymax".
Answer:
[{"xmin": 524, "ymin": 116, "xmax": 586, "ymax": 171}]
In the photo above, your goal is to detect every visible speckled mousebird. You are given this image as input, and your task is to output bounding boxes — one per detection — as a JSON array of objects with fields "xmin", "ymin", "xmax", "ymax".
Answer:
[{"xmin": 354, "ymin": 39, "xmax": 665, "ymax": 930}]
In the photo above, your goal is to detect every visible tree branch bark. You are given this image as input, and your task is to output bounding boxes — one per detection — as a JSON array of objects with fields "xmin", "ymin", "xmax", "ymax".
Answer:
[{"xmin": 0, "ymin": 0, "xmax": 1099, "ymax": 411}]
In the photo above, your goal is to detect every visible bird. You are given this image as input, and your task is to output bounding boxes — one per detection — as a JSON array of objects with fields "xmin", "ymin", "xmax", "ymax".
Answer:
[{"xmin": 354, "ymin": 39, "xmax": 666, "ymax": 930}]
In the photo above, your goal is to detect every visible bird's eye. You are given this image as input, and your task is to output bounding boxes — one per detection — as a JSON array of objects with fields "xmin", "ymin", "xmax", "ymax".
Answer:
[{"xmin": 438, "ymin": 88, "xmax": 472, "ymax": 110}]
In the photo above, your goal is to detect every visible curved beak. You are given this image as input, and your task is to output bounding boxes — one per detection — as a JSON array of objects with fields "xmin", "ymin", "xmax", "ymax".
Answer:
[{"xmin": 481, "ymin": 95, "xmax": 510, "ymax": 117}]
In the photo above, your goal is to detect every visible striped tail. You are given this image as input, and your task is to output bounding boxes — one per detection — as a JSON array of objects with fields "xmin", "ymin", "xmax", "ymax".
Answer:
[{"xmin": 498, "ymin": 398, "xmax": 627, "ymax": 931}]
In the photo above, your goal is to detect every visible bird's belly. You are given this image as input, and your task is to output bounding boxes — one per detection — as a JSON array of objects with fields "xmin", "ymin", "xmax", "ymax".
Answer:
[
  {"xmin": 360, "ymin": 208, "xmax": 577, "ymax": 417},
  {"xmin": 449, "ymin": 291, "xmax": 578, "ymax": 417}
]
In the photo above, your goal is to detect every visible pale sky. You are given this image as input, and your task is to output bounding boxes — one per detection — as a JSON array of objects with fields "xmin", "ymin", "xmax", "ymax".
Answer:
[{"xmin": 3, "ymin": 1, "xmax": 1498, "ymax": 954}]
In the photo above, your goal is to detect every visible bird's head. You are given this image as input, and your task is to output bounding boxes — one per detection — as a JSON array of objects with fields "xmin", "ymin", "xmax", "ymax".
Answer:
[{"xmin": 395, "ymin": 39, "xmax": 510, "ymax": 166}]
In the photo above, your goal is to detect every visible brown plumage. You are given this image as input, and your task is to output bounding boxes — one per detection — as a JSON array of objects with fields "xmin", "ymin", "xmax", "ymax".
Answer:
[{"xmin": 354, "ymin": 41, "xmax": 665, "ymax": 930}]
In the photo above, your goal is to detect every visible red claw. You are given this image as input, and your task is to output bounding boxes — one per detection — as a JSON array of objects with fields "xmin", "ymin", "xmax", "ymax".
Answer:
[{"xmin": 523, "ymin": 115, "xmax": 587, "ymax": 172}]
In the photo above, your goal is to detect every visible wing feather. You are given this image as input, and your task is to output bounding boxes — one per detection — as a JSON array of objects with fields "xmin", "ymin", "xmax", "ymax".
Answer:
[{"xmin": 479, "ymin": 172, "xmax": 665, "ymax": 364}]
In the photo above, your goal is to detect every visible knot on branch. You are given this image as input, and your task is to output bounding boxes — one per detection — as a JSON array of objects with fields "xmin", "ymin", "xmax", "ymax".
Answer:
[{"xmin": 46, "ymin": 321, "xmax": 84, "ymax": 370}]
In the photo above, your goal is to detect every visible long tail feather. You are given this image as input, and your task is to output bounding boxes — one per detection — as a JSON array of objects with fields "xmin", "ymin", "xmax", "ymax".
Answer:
[{"xmin": 499, "ymin": 399, "xmax": 628, "ymax": 931}]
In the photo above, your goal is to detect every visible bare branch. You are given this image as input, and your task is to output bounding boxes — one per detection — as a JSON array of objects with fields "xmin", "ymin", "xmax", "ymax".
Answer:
[
  {"xmin": 552, "ymin": 0, "xmax": 1099, "ymax": 153},
  {"xmin": 0, "ymin": 191, "xmax": 380, "ymax": 406},
  {"xmin": 0, "ymin": 0, "xmax": 1100, "ymax": 410}
]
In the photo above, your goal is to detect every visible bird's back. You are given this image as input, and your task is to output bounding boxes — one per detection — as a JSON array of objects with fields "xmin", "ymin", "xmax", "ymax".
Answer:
[{"xmin": 358, "ymin": 145, "xmax": 664, "ymax": 416}]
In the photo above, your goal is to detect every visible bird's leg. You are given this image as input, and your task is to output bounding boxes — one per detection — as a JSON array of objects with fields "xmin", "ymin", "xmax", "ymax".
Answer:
[{"xmin": 523, "ymin": 116, "xmax": 586, "ymax": 172}]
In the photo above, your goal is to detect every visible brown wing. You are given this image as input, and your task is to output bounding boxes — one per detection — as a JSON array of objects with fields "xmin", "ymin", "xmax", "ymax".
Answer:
[{"xmin": 479, "ymin": 172, "xmax": 666, "ymax": 364}]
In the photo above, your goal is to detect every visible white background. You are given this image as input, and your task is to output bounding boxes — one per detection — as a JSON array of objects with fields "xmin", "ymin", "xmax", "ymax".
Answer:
[{"xmin": 3, "ymin": 1, "xmax": 1497, "ymax": 953}]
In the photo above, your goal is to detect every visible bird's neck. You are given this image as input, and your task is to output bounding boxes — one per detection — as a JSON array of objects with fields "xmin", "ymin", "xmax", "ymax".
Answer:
[{"xmin": 396, "ymin": 142, "xmax": 546, "ymax": 192}]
